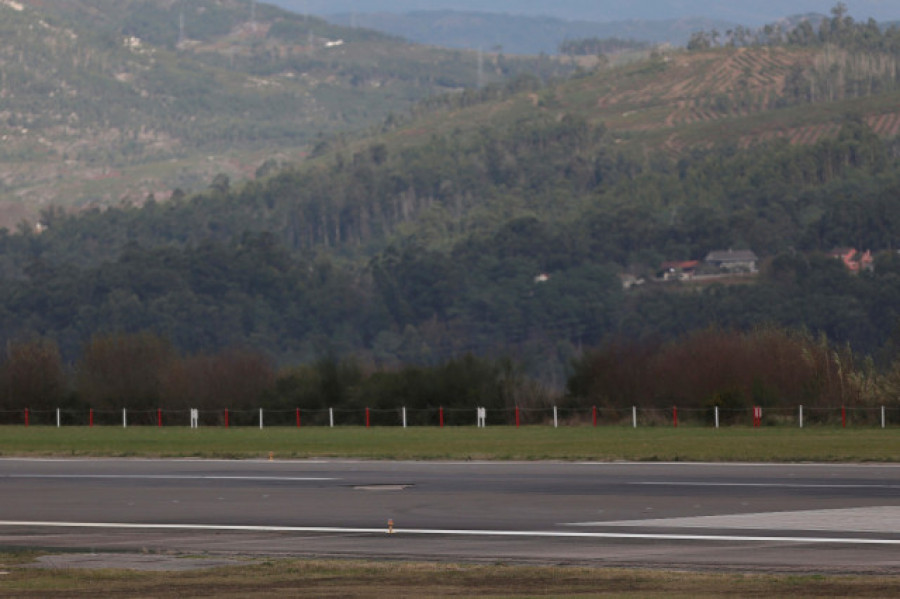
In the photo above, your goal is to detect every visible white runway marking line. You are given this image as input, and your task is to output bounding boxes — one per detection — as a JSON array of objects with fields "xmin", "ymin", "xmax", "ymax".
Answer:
[
  {"xmin": 0, "ymin": 521, "xmax": 898, "ymax": 545},
  {"xmin": 2, "ymin": 475, "xmax": 337, "ymax": 482}
]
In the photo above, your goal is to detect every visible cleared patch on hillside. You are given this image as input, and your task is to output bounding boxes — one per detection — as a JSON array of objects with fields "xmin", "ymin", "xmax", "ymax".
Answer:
[
  {"xmin": 869, "ymin": 112, "xmax": 900, "ymax": 137},
  {"xmin": 578, "ymin": 46, "xmax": 900, "ymax": 154},
  {"xmin": 593, "ymin": 48, "xmax": 806, "ymax": 132}
]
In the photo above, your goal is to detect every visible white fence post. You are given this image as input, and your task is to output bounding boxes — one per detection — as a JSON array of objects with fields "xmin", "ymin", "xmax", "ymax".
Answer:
[
  {"xmin": 56, "ymin": 408, "xmax": 60, "ymax": 428},
  {"xmin": 123, "ymin": 408, "xmax": 127, "ymax": 429},
  {"xmin": 715, "ymin": 406, "xmax": 719, "ymax": 429},
  {"xmin": 402, "ymin": 407, "xmax": 407, "ymax": 429},
  {"xmin": 329, "ymin": 407, "xmax": 334, "ymax": 428},
  {"xmin": 259, "ymin": 408, "xmax": 263, "ymax": 430},
  {"xmin": 553, "ymin": 406, "xmax": 558, "ymax": 428},
  {"xmin": 799, "ymin": 405, "xmax": 804, "ymax": 429},
  {"xmin": 632, "ymin": 406, "xmax": 637, "ymax": 429},
  {"xmin": 882, "ymin": 405, "xmax": 886, "ymax": 429}
]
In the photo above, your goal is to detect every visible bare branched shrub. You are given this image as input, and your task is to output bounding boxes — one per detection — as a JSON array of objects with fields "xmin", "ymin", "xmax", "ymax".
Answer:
[{"xmin": 567, "ymin": 327, "xmax": 859, "ymax": 410}]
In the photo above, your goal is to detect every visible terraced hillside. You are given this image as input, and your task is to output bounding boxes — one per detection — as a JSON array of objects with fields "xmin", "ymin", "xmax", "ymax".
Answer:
[{"xmin": 369, "ymin": 42, "xmax": 900, "ymax": 161}]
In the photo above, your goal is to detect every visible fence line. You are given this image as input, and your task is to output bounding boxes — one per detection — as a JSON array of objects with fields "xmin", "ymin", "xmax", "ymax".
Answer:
[{"xmin": 2, "ymin": 405, "xmax": 899, "ymax": 428}]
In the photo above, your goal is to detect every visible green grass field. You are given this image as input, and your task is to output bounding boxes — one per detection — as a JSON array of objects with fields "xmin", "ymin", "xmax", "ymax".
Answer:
[{"xmin": 1, "ymin": 425, "xmax": 898, "ymax": 462}]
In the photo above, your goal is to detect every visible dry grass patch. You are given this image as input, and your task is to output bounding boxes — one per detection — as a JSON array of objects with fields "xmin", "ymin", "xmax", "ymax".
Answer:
[{"xmin": 2, "ymin": 557, "xmax": 900, "ymax": 598}]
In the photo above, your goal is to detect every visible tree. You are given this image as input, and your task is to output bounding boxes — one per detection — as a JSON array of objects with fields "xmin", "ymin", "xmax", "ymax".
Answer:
[
  {"xmin": 210, "ymin": 173, "xmax": 230, "ymax": 194},
  {"xmin": 687, "ymin": 32, "xmax": 712, "ymax": 51},
  {"xmin": 162, "ymin": 348, "xmax": 275, "ymax": 410},
  {"xmin": 1, "ymin": 338, "xmax": 65, "ymax": 410},
  {"xmin": 76, "ymin": 332, "xmax": 175, "ymax": 410},
  {"xmin": 831, "ymin": 2, "xmax": 850, "ymax": 23}
]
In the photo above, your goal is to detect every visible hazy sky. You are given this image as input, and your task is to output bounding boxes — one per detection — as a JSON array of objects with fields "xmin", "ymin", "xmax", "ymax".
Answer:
[{"xmin": 269, "ymin": 1, "xmax": 899, "ymax": 25}]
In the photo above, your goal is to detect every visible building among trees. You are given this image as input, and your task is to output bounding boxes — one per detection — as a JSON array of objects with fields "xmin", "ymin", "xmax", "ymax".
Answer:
[{"xmin": 704, "ymin": 249, "xmax": 759, "ymax": 273}]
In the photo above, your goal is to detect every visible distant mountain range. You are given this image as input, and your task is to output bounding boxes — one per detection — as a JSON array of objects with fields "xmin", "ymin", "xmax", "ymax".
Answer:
[
  {"xmin": 269, "ymin": 1, "xmax": 899, "ymax": 26},
  {"xmin": 323, "ymin": 11, "xmax": 739, "ymax": 54}
]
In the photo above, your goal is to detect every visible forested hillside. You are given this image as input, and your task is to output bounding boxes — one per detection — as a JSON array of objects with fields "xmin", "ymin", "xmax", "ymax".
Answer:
[
  {"xmin": 0, "ymin": 0, "xmax": 573, "ymax": 226},
  {"xmin": 3, "ymin": 4, "xmax": 900, "ymax": 405},
  {"xmin": 6, "ymin": 114, "xmax": 900, "ymax": 366}
]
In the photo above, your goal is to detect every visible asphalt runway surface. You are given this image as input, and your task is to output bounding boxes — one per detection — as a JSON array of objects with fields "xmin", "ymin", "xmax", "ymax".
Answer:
[{"xmin": 1, "ymin": 458, "xmax": 899, "ymax": 573}]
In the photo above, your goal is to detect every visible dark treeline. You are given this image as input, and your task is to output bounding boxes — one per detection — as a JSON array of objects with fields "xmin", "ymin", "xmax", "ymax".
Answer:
[
  {"xmin": 2, "ymin": 327, "xmax": 893, "ymax": 424},
  {"xmin": 688, "ymin": 3, "xmax": 900, "ymax": 52},
  {"xmin": 0, "ymin": 333, "xmax": 528, "ymax": 424},
  {"xmin": 568, "ymin": 328, "xmax": 879, "ymax": 416}
]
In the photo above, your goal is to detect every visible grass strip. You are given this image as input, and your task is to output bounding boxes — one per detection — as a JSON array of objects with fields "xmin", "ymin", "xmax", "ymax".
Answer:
[
  {"xmin": 0, "ymin": 426, "xmax": 898, "ymax": 462},
  {"xmin": 2, "ymin": 555, "xmax": 899, "ymax": 598}
]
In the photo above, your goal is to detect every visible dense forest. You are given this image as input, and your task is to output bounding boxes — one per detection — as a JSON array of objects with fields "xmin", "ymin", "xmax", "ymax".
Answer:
[{"xmin": 3, "ymin": 114, "xmax": 900, "ymax": 388}]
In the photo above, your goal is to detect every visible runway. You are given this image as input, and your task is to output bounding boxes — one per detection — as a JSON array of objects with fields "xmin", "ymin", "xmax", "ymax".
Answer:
[{"xmin": 1, "ymin": 459, "xmax": 899, "ymax": 572}]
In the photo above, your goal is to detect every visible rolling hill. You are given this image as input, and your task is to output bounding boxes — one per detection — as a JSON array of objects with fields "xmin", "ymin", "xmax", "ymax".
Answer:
[
  {"xmin": 0, "ymin": 0, "xmax": 573, "ymax": 227},
  {"xmin": 346, "ymin": 43, "xmax": 900, "ymax": 170},
  {"xmin": 4, "ymin": 1, "xmax": 896, "ymax": 231}
]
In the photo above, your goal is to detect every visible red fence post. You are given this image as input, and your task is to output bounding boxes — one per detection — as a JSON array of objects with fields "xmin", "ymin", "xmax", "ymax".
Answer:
[
  {"xmin": 515, "ymin": 405, "xmax": 520, "ymax": 428},
  {"xmin": 440, "ymin": 406, "xmax": 444, "ymax": 428},
  {"xmin": 673, "ymin": 406, "xmax": 678, "ymax": 428},
  {"xmin": 158, "ymin": 408, "xmax": 162, "ymax": 428},
  {"xmin": 592, "ymin": 406, "xmax": 597, "ymax": 427},
  {"xmin": 225, "ymin": 408, "xmax": 229, "ymax": 428},
  {"xmin": 89, "ymin": 409, "xmax": 94, "ymax": 428},
  {"xmin": 366, "ymin": 407, "xmax": 370, "ymax": 428},
  {"xmin": 296, "ymin": 408, "xmax": 301, "ymax": 428},
  {"xmin": 24, "ymin": 408, "xmax": 29, "ymax": 427}
]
